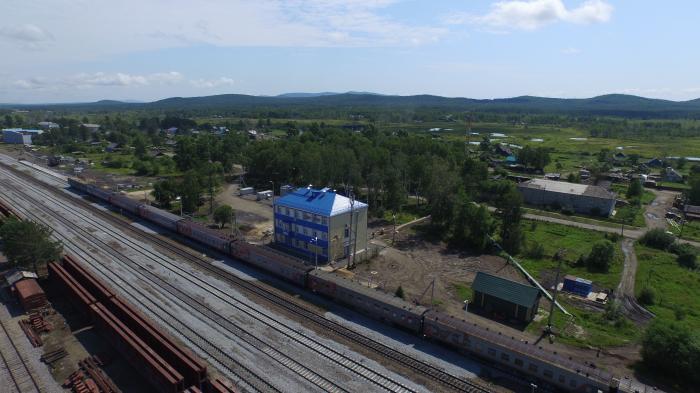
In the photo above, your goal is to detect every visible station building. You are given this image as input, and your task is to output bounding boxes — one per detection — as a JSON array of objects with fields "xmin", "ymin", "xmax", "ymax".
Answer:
[
  {"xmin": 517, "ymin": 178, "xmax": 616, "ymax": 217},
  {"xmin": 1, "ymin": 128, "xmax": 43, "ymax": 145},
  {"xmin": 273, "ymin": 187, "xmax": 368, "ymax": 263}
]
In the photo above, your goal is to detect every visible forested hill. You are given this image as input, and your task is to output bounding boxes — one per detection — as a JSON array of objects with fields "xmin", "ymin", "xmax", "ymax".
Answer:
[{"xmin": 5, "ymin": 93, "xmax": 700, "ymax": 118}]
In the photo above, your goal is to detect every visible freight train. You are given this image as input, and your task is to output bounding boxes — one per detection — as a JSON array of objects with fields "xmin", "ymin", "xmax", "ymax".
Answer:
[{"xmin": 68, "ymin": 178, "xmax": 621, "ymax": 393}]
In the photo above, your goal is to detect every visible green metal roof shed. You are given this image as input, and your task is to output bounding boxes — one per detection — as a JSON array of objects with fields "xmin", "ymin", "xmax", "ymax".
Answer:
[{"xmin": 471, "ymin": 272, "xmax": 541, "ymax": 323}]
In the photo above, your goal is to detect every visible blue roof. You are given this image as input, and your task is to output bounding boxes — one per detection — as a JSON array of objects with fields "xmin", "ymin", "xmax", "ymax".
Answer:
[{"xmin": 274, "ymin": 187, "xmax": 367, "ymax": 216}]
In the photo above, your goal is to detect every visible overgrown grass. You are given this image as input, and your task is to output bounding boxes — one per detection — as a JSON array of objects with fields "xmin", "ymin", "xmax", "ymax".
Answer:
[
  {"xmin": 518, "ymin": 220, "xmax": 623, "ymax": 289},
  {"xmin": 527, "ymin": 298, "xmax": 640, "ymax": 348},
  {"xmin": 670, "ymin": 219, "xmax": 700, "ymax": 242},
  {"xmin": 634, "ymin": 244, "xmax": 700, "ymax": 330},
  {"xmin": 453, "ymin": 283, "xmax": 471, "ymax": 302}
]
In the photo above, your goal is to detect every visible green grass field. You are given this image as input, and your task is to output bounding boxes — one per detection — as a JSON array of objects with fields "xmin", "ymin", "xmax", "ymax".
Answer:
[
  {"xmin": 634, "ymin": 244, "xmax": 700, "ymax": 330},
  {"xmin": 518, "ymin": 220, "xmax": 623, "ymax": 289}
]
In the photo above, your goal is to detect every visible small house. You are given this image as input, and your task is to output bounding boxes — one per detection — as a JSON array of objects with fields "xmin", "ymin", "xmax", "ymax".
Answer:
[
  {"xmin": 662, "ymin": 167, "xmax": 683, "ymax": 183},
  {"xmin": 647, "ymin": 158, "xmax": 664, "ymax": 168},
  {"xmin": 495, "ymin": 144, "xmax": 513, "ymax": 157}
]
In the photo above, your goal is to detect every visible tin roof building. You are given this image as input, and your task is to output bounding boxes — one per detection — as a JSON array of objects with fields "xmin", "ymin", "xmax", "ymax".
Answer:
[
  {"xmin": 274, "ymin": 187, "xmax": 368, "ymax": 264},
  {"xmin": 2, "ymin": 128, "xmax": 43, "ymax": 145},
  {"xmin": 471, "ymin": 272, "xmax": 541, "ymax": 323},
  {"xmin": 517, "ymin": 178, "xmax": 616, "ymax": 217}
]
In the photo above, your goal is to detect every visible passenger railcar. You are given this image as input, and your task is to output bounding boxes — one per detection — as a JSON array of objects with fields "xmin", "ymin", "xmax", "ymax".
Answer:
[
  {"xmin": 423, "ymin": 310, "xmax": 617, "ymax": 392},
  {"xmin": 176, "ymin": 220, "xmax": 231, "ymax": 254},
  {"xmin": 140, "ymin": 204, "xmax": 183, "ymax": 231},
  {"xmin": 308, "ymin": 270, "xmax": 427, "ymax": 334},
  {"xmin": 232, "ymin": 242, "xmax": 311, "ymax": 286},
  {"xmin": 109, "ymin": 193, "xmax": 142, "ymax": 214}
]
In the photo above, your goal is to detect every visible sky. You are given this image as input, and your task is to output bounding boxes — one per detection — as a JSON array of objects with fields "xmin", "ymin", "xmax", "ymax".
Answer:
[{"xmin": 1, "ymin": 0, "xmax": 699, "ymax": 103}]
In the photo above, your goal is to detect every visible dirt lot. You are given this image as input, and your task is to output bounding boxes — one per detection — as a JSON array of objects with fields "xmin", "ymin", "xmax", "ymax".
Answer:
[
  {"xmin": 215, "ymin": 183, "xmax": 273, "ymax": 241},
  {"xmin": 353, "ymin": 220, "xmax": 652, "ymax": 386},
  {"xmin": 354, "ymin": 225, "xmax": 527, "ymax": 316}
]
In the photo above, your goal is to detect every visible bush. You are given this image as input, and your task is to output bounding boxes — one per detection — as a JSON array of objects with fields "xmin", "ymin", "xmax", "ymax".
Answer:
[
  {"xmin": 641, "ymin": 320, "xmax": 700, "ymax": 387},
  {"xmin": 638, "ymin": 287, "xmax": 656, "ymax": 306},
  {"xmin": 677, "ymin": 249, "xmax": 698, "ymax": 269},
  {"xmin": 586, "ymin": 240, "xmax": 615, "ymax": 272},
  {"xmin": 525, "ymin": 241, "xmax": 545, "ymax": 259},
  {"xmin": 669, "ymin": 243, "xmax": 698, "ymax": 269},
  {"xmin": 395, "ymin": 285, "xmax": 405, "ymax": 299},
  {"xmin": 605, "ymin": 232, "xmax": 622, "ymax": 242},
  {"xmin": 627, "ymin": 179, "xmax": 643, "ymax": 198},
  {"xmin": 639, "ymin": 228, "xmax": 676, "ymax": 250}
]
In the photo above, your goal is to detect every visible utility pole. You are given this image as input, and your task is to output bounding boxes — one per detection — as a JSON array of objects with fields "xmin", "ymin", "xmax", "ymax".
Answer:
[
  {"xmin": 347, "ymin": 186, "xmax": 354, "ymax": 269},
  {"xmin": 546, "ymin": 253, "xmax": 564, "ymax": 337}
]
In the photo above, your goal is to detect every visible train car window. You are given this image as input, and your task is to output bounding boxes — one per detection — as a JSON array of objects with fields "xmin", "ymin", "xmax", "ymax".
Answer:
[{"xmin": 514, "ymin": 358, "xmax": 523, "ymax": 367}]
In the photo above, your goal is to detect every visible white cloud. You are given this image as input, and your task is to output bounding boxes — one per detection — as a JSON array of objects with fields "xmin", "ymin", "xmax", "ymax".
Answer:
[
  {"xmin": 0, "ymin": 24, "xmax": 53, "ymax": 49},
  {"xmin": 0, "ymin": 24, "xmax": 52, "ymax": 42},
  {"xmin": 190, "ymin": 77, "xmax": 235, "ymax": 89},
  {"xmin": 12, "ymin": 72, "xmax": 184, "ymax": 90},
  {"xmin": 452, "ymin": 0, "xmax": 613, "ymax": 32}
]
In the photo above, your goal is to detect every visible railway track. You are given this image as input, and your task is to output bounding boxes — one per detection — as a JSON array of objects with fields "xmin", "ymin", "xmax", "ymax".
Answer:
[
  {"xmin": 0, "ymin": 171, "xmax": 417, "ymax": 392},
  {"xmin": 0, "ymin": 183, "xmax": 278, "ymax": 393},
  {"xmin": 0, "ymin": 306, "xmax": 43, "ymax": 393},
  {"xmin": 0, "ymin": 160, "xmax": 491, "ymax": 393}
]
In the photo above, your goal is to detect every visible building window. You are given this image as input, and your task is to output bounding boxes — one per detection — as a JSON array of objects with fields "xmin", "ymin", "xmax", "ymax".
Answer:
[
  {"xmin": 543, "ymin": 370, "xmax": 553, "ymax": 379},
  {"xmin": 500, "ymin": 353, "xmax": 509, "ymax": 362},
  {"xmin": 569, "ymin": 380, "xmax": 577, "ymax": 388},
  {"xmin": 528, "ymin": 364, "xmax": 538, "ymax": 373},
  {"xmin": 322, "ymin": 217, "xmax": 328, "ymax": 225},
  {"xmin": 514, "ymin": 358, "xmax": 523, "ymax": 367},
  {"xmin": 344, "ymin": 226, "xmax": 349, "ymax": 238},
  {"xmin": 487, "ymin": 348, "xmax": 496, "ymax": 357},
  {"xmin": 559, "ymin": 375, "xmax": 566, "ymax": 384}
]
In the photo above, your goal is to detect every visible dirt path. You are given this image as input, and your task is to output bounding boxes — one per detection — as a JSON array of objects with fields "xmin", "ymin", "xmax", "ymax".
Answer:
[
  {"xmin": 616, "ymin": 239, "xmax": 655, "ymax": 323},
  {"xmin": 643, "ymin": 189, "xmax": 676, "ymax": 230}
]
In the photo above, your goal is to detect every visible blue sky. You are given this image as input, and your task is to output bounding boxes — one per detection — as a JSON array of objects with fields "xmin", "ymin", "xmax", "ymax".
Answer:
[{"xmin": 1, "ymin": 0, "xmax": 698, "ymax": 103}]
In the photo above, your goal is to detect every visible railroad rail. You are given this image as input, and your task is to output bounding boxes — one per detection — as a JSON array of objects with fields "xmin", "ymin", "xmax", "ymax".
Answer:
[
  {"xmin": 0, "ymin": 172, "xmax": 415, "ymax": 392},
  {"xmin": 0, "ymin": 305, "xmax": 43, "ymax": 393},
  {"xmin": 0, "ymin": 183, "xmax": 276, "ymax": 393},
  {"xmin": 0, "ymin": 159, "xmax": 491, "ymax": 393}
]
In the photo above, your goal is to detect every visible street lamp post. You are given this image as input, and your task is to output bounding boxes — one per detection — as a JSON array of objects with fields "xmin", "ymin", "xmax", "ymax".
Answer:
[{"xmin": 310, "ymin": 236, "xmax": 318, "ymax": 270}]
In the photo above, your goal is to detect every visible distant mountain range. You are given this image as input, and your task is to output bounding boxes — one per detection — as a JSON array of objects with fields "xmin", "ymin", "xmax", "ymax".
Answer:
[{"xmin": 3, "ymin": 93, "xmax": 700, "ymax": 117}]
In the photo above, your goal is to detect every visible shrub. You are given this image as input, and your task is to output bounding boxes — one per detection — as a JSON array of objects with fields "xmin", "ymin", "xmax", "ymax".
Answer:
[
  {"xmin": 638, "ymin": 287, "xmax": 656, "ymax": 306},
  {"xmin": 639, "ymin": 228, "xmax": 676, "ymax": 250},
  {"xmin": 669, "ymin": 243, "xmax": 698, "ymax": 269},
  {"xmin": 525, "ymin": 241, "xmax": 545, "ymax": 259},
  {"xmin": 641, "ymin": 320, "xmax": 700, "ymax": 387},
  {"xmin": 586, "ymin": 240, "xmax": 615, "ymax": 272},
  {"xmin": 395, "ymin": 285, "xmax": 405, "ymax": 299}
]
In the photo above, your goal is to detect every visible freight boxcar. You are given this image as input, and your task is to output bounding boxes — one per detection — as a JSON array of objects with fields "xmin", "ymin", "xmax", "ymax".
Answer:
[
  {"xmin": 109, "ymin": 194, "xmax": 142, "ymax": 214},
  {"xmin": 177, "ymin": 220, "xmax": 231, "ymax": 253},
  {"xmin": 231, "ymin": 242, "xmax": 311, "ymax": 287},
  {"xmin": 308, "ymin": 270, "xmax": 427, "ymax": 334},
  {"xmin": 422, "ymin": 310, "xmax": 616, "ymax": 392},
  {"xmin": 139, "ymin": 204, "xmax": 183, "ymax": 231}
]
